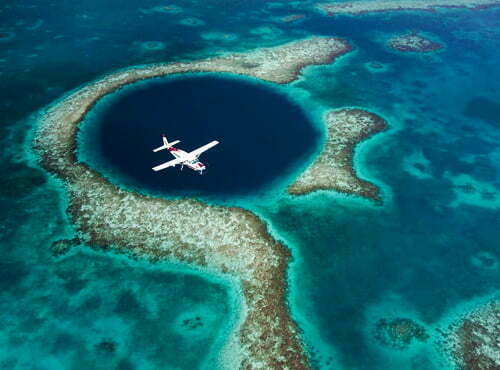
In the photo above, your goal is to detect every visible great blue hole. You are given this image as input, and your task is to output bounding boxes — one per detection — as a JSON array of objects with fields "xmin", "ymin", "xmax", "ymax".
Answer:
[{"xmin": 79, "ymin": 75, "xmax": 320, "ymax": 200}]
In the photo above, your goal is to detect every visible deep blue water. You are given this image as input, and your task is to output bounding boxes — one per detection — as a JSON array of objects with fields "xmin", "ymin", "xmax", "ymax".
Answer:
[
  {"xmin": 1, "ymin": 1, "xmax": 500, "ymax": 369},
  {"xmin": 80, "ymin": 76, "xmax": 320, "ymax": 199}
]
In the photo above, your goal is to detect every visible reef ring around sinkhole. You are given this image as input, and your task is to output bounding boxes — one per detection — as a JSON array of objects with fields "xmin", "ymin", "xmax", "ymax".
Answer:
[{"xmin": 77, "ymin": 73, "xmax": 322, "ymax": 202}]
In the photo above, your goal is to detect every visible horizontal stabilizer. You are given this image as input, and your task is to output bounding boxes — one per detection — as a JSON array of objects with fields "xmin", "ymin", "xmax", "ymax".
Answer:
[
  {"xmin": 153, "ymin": 145, "xmax": 166, "ymax": 153},
  {"xmin": 152, "ymin": 140, "xmax": 180, "ymax": 152}
]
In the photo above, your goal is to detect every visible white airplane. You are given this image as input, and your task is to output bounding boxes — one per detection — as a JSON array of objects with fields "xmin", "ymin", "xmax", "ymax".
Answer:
[{"xmin": 152, "ymin": 135, "xmax": 219, "ymax": 174}]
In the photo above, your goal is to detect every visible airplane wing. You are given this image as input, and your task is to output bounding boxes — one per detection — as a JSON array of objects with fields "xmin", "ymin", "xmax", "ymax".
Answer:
[
  {"xmin": 152, "ymin": 157, "xmax": 185, "ymax": 172},
  {"xmin": 188, "ymin": 141, "xmax": 219, "ymax": 158}
]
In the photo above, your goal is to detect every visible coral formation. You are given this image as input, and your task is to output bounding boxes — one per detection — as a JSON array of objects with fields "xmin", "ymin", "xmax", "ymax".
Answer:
[
  {"xmin": 316, "ymin": 0, "xmax": 500, "ymax": 16},
  {"xmin": 443, "ymin": 300, "xmax": 500, "ymax": 370},
  {"xmin": 34, "ymin": 37, "xmax": 352, "ymax": 369},
  {"xmin": 374, "ymin": 317, "xmax": 429, "ymax": 350},
  {"xmin": 388, "ymin": 32, "xmax": 443, "ymax": 53},
  {"xmin": 288, "ymin": 109, "xmax": 387, "ymax": 200}
]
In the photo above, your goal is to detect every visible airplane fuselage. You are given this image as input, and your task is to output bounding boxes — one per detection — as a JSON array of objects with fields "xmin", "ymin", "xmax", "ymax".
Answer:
[
  {"xmin": 168, "ymin": 147, "xmax": 206, "ymax": 172},
  {"xmin": 152, "ymin": 135, "xmax": 218, "ymax": 173}
]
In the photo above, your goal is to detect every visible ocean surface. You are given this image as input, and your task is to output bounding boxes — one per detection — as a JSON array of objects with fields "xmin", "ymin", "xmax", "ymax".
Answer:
[
  {"xmin": 1, "ymin": 1, "xmax": 499, "ymax": 369},
  {"xmin": 79, "ymin": 75, "xmax": 320, "ymax": 201}
]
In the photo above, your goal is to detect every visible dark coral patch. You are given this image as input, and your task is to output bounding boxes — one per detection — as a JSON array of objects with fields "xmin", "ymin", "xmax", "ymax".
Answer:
[
  {"xmin": 51, "ymin": 238, "xmax": 81, "ymax": 257},
  {"xmin": 95, "ymin": 338, "xmax": 118, "ymax": 355},
  {"xmin": 182, "ymin": 316, "xmax": 204, "ymax": 330},
  {"xmin": 374, "ymin": 317, "xmax": 429, "ymax": 350}
]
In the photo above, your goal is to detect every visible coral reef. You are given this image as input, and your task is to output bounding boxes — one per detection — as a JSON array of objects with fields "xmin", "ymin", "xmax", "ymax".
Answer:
[
  {"xmin": 316, "ymin": 0, "xmax": 500, "ymax": 16},
  {"xmin": 443, "ymin": 300, "xmax": 500, "ymax": 370},
  {"xmin": 388, "ymin": 32, "xmax": 443, "ymax": 53},
  {"xmin": 33, "ymin": 37, "xmax": 352, "ymax": 369},
  {"xmin": 288, "ymin": 109, "xmax": 387, "ymax": 200},
  {"xmin": 50, "ymin": 238, "xmax": 81, "ymax": 257},
  {"xmin": 374, "ymin": 317, "xmax": 429, "ymax": 350}
]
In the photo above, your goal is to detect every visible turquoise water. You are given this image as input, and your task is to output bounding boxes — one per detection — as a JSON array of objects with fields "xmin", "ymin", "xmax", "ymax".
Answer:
[
  {"xmin": 1, "ymin": 1, "xmax": 499, "ymax": 369},
  {"xmin": 0, "ymin": 178, "xmax": 234, "ymax": 369}
]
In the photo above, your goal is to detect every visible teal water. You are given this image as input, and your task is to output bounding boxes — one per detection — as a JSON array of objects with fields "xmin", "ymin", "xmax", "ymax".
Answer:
[
  {"xmin": 0, "ymin": 178, "xmax": 234, "ymax": 369},
  {"xmin": 1, "ymin": 1, "xmax": 499, "ymax": 369}
]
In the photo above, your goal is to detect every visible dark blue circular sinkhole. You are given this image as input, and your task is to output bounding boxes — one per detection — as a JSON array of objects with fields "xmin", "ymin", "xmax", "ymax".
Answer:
[{"xmin": 81, "ymin": 75, "xmax": 320, "ymax": 199}]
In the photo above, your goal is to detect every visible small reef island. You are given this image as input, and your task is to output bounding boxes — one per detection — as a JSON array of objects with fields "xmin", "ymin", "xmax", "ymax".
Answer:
[
  {"xmin": 34, "ymin": 37, "xmax": 386, "ymax": 368},
  {"xmin": 387, "ymin": 32, "xmax": 443, "ymax": 53},
  {"xmin": 316, "ymin": 0, "xmax": 500, "ymax": 16},
  {"xmin": 374, "ymin": 317, "xmax": 429, "ymax": 350}
]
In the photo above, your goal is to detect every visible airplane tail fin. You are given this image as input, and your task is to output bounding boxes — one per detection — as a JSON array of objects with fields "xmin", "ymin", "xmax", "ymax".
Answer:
[{"xmin": 153, "ymin": 135, "xmax": 180, "ymax": 152}]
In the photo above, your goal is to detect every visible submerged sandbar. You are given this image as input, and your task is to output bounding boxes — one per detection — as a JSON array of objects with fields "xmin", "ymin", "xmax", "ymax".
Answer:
[{"xmin": 34, "ymin": 37, "xmax": 353, "ymax": 369}]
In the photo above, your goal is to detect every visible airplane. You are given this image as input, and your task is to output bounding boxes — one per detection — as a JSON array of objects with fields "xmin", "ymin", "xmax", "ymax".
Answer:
[{"xmin": 152, "ymin": 135, "xmax": 219, "ymax": 174}]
